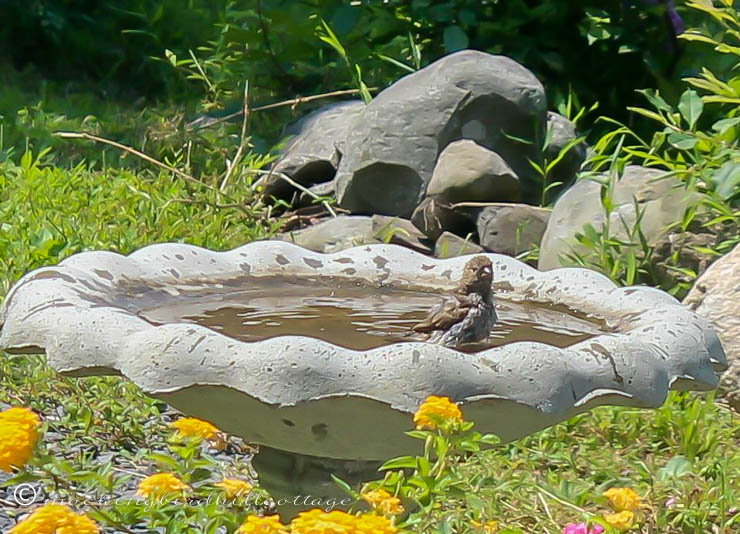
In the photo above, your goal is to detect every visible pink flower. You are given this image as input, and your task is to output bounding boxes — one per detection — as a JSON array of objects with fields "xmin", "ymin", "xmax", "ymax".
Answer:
[
  {"xmin": 563, "ymin": 523, "xmax": 605, "ymax": 534},
  {"xmin": 665, "ymin": 497, "xmax": 678, "ymax": 509}
]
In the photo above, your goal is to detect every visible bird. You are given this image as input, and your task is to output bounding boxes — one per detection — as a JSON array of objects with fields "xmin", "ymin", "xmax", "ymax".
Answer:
[{"xmin": 411, "ymin": 255, "xmax": 497, "ymax": 348}]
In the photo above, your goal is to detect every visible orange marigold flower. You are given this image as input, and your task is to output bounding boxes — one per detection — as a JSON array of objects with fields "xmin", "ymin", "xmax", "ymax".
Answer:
[
  {"xmin": 361, "ymin": 489, "xmax": 404, "ymax": 516},
  {"xmin": 136, "ymin": 473, "xmax": 189, "ymax": 498},
  {"xmin": 9, "ymin": 503, "xmax": 100, "ymax": 534},
  {"xmin": 603, "ymin": 487, "xmax": 641, "ymax": 512},
  {"xmin": 215, "ymin": 478, "xmax": 253, "ymax": 499},
  {"xmin": 603, "ymin": 510, "xmax": 635, "ymax": 531},
  {"xmin": 413, "ymin": 395, "xmax": 463, "ymax": 430},
  {"xmin": 289, "ymin": 508, "xmax": 357, "ymax": 533},
  {"xmin": 353, "ymin": 513, "xmax": 398, "ymax": 534},
  {"xmin": 237, "ymin": 515, "xmax": 288, "ymax": 534},
  {"xmin": 171, "ymin": 417, "xmax": 220, "ymax": 441},
  {"xmin": 0, "ymin": 422, "xmax": 36, "ymax": 472}
]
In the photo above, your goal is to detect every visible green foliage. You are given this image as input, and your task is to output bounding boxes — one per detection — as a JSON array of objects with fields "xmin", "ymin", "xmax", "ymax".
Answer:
[
  {"xmin": 559, "ymin": 0, "xmax": 740, "ymax": 296},
  {"xmin": 0, "ymin": 1, "xmax": 711, "ymax": 123}
]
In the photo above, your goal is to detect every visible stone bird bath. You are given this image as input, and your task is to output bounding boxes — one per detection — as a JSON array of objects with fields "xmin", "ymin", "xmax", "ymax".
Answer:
[{"xmin": 0, "ymin": 241, "xmax": 727, "ymax": 516}]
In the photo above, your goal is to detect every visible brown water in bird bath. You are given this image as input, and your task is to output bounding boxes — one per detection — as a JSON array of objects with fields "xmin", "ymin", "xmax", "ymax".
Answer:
[{"xmin": 138, "ymin": 278, "xmax": 606, "ymax": 352}]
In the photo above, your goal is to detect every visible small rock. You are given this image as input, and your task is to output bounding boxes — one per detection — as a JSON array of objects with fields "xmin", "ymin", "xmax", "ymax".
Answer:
[
  {"xmin": 277, "ymin": 215, "xmax": 378, "ymax": 253},
  {"xmin": 371, "ymin": 215, "xmax": 432, "ymax": 254},
  {"xmin": 435, "ymin": 232, "xmax": 485, "ymax": 259},
  {"xmin": 411, "ymin": 197, "xmax": 477, "ymax": 241},
  {"xmin": 476, "ymin": 203, "xmax": 550, "ymax": 256},
  {"xmin": 543, "ymin": 112, "xmax": 587, "ymax": 196},
  {"xmin": 262, "ymin": 101, "xmax": 365, "ymax": 200},
  {"xmin": 684, "ymin": 243, "xmax": 740, "ymax": 410},
  {"xmin": 426, "ymin": 140, "xmax": 521, "ymax": 203},
  {"xmin": 538, "ymin": 165, "xmax": 698, "ymax": 270}
]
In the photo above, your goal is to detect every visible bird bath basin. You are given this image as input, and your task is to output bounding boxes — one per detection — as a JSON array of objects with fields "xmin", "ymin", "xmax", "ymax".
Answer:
[{"xmin": 0, "ymin": 241, "xmax": 727, "ymax": 515}]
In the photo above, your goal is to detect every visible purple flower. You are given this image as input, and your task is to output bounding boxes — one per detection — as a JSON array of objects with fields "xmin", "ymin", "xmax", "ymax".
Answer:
[{"xmin": 563, "ymin": 523, "xmax": 605, "ymax": 534}]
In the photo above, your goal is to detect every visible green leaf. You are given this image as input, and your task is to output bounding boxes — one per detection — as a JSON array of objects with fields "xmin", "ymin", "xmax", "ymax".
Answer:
[
  {"xmin": 658, "ymin": 455, "xmax": 693, "ymax": 480},
  {"xmin": 712, "ymin": 117, "xmax": 740, "ymax": 134},
  {"xmin": 443, "ymin": 25, "xmax": 469, "ymax": 52},
  {"xmin": 710, "ymin": 161, "xmax": 740, "ymax": 200},
  {"xmin": 678, "ymin": 90, "xmax": 704, "ymax": 130},
  {"xmin": 667, "ymin": 132, "xmax": 698, "ymax": 150},
  {"xmin": 637, "ymin": 89, "xmax": 673, "ymax": 113},
  {"xmin": 380, "ymin": 456, "xmax": 419, "ymax": 470}
]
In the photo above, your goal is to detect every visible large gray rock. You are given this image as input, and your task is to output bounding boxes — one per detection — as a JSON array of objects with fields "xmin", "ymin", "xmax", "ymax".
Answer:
[
  {"xmin": 477, "ymin": 204, "xmax": 550, "ymax": 256},
  {"xmin": 539, "ymin": 166, "xmax": 697, "ymax": 270},
  {"xmin": 434, "ymin": 232, "xmax": 484, "ymax": 259},
  {"xmin": 335, "ymin": 50, "xmax": 547, "ymax": 216},
  {"xmin": 276, "ymin": 215, "xmax": 378, "ymax": 253},
  {"xmin": 411, "ymin": 197, "xmax": 477, "ymax": 241},
  {"xmin": 684, "ymin": 243, "xmax": 740, "ymax": 410},
  {"xmin": 426, "ymin": 140, "xmax": 521, "ymax": 203},
  {"xmin": 544, "ymin": 112, "xmax": 587, "ymax": 194},
  {"xmin": 262, "ymin": 101, "xmax": 366, "ymax": 200}
]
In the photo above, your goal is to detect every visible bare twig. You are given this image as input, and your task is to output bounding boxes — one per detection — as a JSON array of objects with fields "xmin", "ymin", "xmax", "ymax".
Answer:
[
  {"xmin": 220, "ymin": 81, "xmax": 251, "ymax": 192},
  {"xmin": 54, "ymin": 132, "xmax": 216, "ymax": 192},
  {"xmin": 188, "ymin": 87, "xmax": 376, "ymax": 131},
  {"xmin": 450, "ymin": 201, "xmax": 553, "ymax": 210}
]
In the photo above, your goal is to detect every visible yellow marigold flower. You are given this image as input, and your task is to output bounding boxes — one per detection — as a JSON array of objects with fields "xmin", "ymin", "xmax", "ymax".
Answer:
[
  {"xmin": 9, "ymin": 503, "xmax": 100, "ymax": 534},
  {"xmin": 603, "ymin": 510, "xmax": 635, "ymax": 531},
  {"xmin": 216, "ymin": 478, "xmax": 253, "ymax": 498},
  {"xmin": 361, "ymin": 489, "xmax": 404, "ymax": 516},
  {"xmin": 603, "ymin": 487, "xmax": 641, "ymax": 512},
  {"xmin": 0, "ymin": 423, "xmax": 36, "ymax": 472},
  {"xmin": 0, "ymin": 407, "xmax": 41, "ymax": 432},
  {"xmin": 471, "ymin": 519, "xmax": 499, "ymax": 533},
  {"xmin": 290, "ymin": 508, "xmax": 357, "ymax": 533},
  {"xmin": 354, "ymin": 513, "xmax": 398, "ymax": 534},
  {"xmin": 413, "ymin": 395, "xmax": 463, "ymax": 430},
  {"xmin": 171, "ymin": 417, "xmax": 220, "ymax": 441},
  {"xmin": 136, "ymin": 473, "xmax": 189, "ymax": 498},
  {"xmin": 237, "ymin": 515, "xmax": 288, "ymax": 534}
]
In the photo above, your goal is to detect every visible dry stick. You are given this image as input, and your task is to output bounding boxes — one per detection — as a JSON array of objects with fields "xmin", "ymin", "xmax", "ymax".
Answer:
[
  {"xmin": 54, "ymin": 132, "xmax": 250, "ymax": 215},
  {"xmin": 220, "ymin": 81, "xmax": 251, "ymax": 192},
  {"xmin": 55, "ymin": 132, "xmax": 214, "ymax": 192},
  {"xmin": 190, "ymin": 87, "xmax": 377, "ymax": 131},
  {"xmin": 450, "ymin": 201, "xmax": 553, "ymax": 210}
]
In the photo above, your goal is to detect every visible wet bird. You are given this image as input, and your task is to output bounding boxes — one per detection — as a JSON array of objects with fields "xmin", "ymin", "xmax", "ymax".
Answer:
[{"xmin": 412, "ymin": 255, "xmax": 497, "ymax": 348}]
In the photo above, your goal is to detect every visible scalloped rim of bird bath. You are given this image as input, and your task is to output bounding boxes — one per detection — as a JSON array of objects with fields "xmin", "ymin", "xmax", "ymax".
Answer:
[{"xmin": 0, "ymin": 241, "xmax": 727, "ymax": 462}]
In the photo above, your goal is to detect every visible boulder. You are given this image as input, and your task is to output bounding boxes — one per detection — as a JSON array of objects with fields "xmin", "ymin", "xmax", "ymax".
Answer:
[
  {"xmin": 262, "ymin": 101, "xmax": 366, "ymax": 200},
  {"xmin": 684, "ymin": 243, "xmax": 740, "ymax": 410},
  {"xmin": 426, "ymin": 140, "xmax": 521, "ymax": 203},
  {"xmin": 544, "ymin": 112, "xmax": 587, "ymax": 193},
  {"xmin": 476, "ymin": 204, "xmax": 550, "ymax": 256},
  {"xmin": 411, "ymin": 197, "xmax": 477, "ymax": 242},
  {"xmin": 335, "ymin": 50, "xmax": 546, "ymax": 216},
  {"xmin": 434, "ymin": 232, "xmax": 485, "ymax": 259},
  {"xmin": 538, "ymin": 166, "xmax": 697, "ymax": 270},
  {"xmin": 276, "ymin": 216, "xmax": 378, "ymax": 253}
]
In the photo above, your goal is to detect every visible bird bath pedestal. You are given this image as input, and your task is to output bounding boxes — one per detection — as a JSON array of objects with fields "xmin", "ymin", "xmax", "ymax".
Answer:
[{"xmin": 0, "ymin": 241, "xmax": 727, "ymax": 517}]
